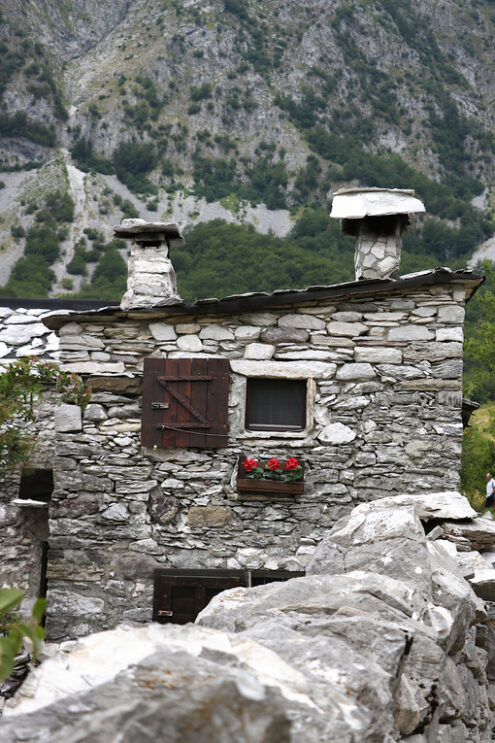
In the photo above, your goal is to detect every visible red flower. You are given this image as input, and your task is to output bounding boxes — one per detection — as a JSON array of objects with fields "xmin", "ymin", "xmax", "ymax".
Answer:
[
  {"xmin": 267, "ymin": 458, "xmax": 280, "ymax": 471},
  {"xmin": 285, "ymin": 457, "xmax": 299, "ymax": 470},
  {"xmin": 243, "ymin": 458, "xmax": 258, "ymax": 472}
]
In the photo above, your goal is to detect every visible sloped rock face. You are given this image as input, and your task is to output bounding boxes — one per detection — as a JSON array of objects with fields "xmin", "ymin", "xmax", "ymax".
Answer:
[{"xmin": 3, "ymin": 495, "xmax": 495, "ymax": 742}]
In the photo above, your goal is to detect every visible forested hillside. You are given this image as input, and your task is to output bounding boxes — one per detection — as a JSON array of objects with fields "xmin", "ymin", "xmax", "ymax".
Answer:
[{"xmin": 0, "ymin": 0, "xmax": 494, "ymax": 300}]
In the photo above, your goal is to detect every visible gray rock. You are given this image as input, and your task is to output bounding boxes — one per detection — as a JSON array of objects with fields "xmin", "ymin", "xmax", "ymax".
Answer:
[
  {"xmin": 326, "ymin": 321, "xmax": 368, "ymax": 336},
  {"xmin": 175, "ymin": 323, "xmax": 201, "ymax": 334},
  {"xmin": 1, "ymin": 648, "xmax": 292, "ymax": 743},
  {"xmin": 388, "ymin": 326, "xmax": 435, "ymax": 341},
  {"xmin": 84, "ymin": 403, "xmax": 108, "ymax": 422},
  {"xmin": 331, "ymin": 311, "xmax": 363, "ymax": 322},
  {"xmin": 278, "ymin": 314, "xmax": 326, "ymax": 330},
  {"xmin": 318, "ymin": 422, "xmax": 357, "ymax": 444},
  {"xmin": 354, "ymin": 346, "xmax": 402, "ymax": 364},
  {"xmin": 260, "ymin": 327, "xmax": 309, "ymax": 344},
  {"xmin": 235, "ymin": 325, "xmax": 261, "ymax": 341},
  {"xmin": 244, "ymin": 342, "xmax": 274, "ymax": 359},
  {"xmin": 436, "ymin": 327, "xmax": 463, "ymax": 342},
  {"xmin": 177, "ymin": 334, "xmax": 203, "ymax": 351},
  {"xmin": 230, "ymin": 359, "xmax": 336, "ymax": 379},
  {"xmin": 376, "ymin": 364, "xmax": 425, "ymax": 379},
  {"xmin": 0, "ymin": 323, "xmax": 49, "ymax": 345},
  {"xmin": 438, "ymin": 306, "xmax": 465, "ymax": 324},
  {"xmin": 148, "ymin": 323, "xmax": 177, "ymax": 341},
  {"xmin": 54, "ymin": 404, "xmax": 82, "ymax": 433},
  {"xmin": 199, "ymin": 325, "xmax": 235, "ymax": 341},
  {"xmin": 101, "ymin": 504, "xmax": 129, "ymax": 522},
  {"xmin": 198, "ymin": 572, "xmax": 421, "ymax": 631},
  {"xmin": 355, "ymin": 492, "xmax": 477, "ymax": 521},
  {"xmin": 336, "ymin": 362, "xmax": 376, "ymax": 380},
  {"xmin": 467, "ymin": 568, "xmax": 495, "ymax": 601},
  {"xmin": 117, "ymin": 554, "xmax": 161, "ymax": 579},
  {"xmin": 439, "ymin": 519, "xmax": 495, "ymax": 551},
  {"xmin": 307, "ymin": 504, "xmax": 433, "ymax": 595}
]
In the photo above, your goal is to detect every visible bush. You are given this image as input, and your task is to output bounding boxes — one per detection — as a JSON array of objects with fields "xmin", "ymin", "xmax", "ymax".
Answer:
[
  {"xmin": 190, "ymin": 82, "xmax": 212, "ymax": 101},
  {"xmin": 1, "ymin": 255, "xmax": 55, "ymax": 297},
  {"xmin": 25, "ymin": 223, "xmax": 60, "ymax": 264},
  {"xmin": 112, "ymin": 141, "xmax": 158, "ymax": 194},
  {"xmin": 70, "ymin": 137, "xmax": 113, "ymax": 174},
  {"xmin": 10, "ymin": 224, "xmax": 25, "ymax": 238},
  {"xmin": 0, "ymin": 111, "xmax": 56, "ymax": 147},
  {"xmin": 67, "ymin": 247, "xmax": 87, "ymax": 275}
]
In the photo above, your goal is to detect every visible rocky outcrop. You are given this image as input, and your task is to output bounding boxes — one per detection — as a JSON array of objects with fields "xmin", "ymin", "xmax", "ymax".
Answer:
[{"xmin": 3, "ymin": 494, "xmax": 495, "ymax": 741}]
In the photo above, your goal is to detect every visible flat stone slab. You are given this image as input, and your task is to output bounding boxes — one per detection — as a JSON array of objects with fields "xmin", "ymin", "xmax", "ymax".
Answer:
[
  {"xmin": 354, "ymin": 492, "xmax": 477, "ymax": 522},
  {"xmin": 468, "ymin": 569, "xmax": 495, "ymax": 601},
  {"xmin": 330, "ymin": 188, "xmax": 425, "ymax": 219},
  {"xmin": 439, "ymin": 519, "xmax": 495, "ymax": 552}
]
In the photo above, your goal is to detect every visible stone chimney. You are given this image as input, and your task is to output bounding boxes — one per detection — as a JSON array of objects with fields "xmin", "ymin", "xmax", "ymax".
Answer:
[
  {"xmin": 113, "ymin": 219, "xmax": 185, "ymax": 310},
  {"xmin": 330, "ymin": 188, "xmax": 425, "ymax": 281}
]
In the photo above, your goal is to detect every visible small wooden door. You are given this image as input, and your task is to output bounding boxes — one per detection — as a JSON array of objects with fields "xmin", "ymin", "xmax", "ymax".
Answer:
[{"xmin": 153, "ymin": 569, "xmax": 246, "ymax": 624}]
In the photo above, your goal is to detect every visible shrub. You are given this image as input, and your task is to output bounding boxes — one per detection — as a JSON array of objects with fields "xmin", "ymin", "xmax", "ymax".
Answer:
[{"xmin": 112, "ymin": 141, "xmax": 158, "ymax": 194}]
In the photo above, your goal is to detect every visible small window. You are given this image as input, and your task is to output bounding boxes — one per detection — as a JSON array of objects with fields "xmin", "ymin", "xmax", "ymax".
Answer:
[
  {"xmin": 153, "ymin": 569, "xmax": 305, "ymax": 624},
  {"xmin": 245, "ymin": 378, "xmax": 306, "ymax": 431},
  {"xmin": 19, "ymin": 469, "xmax": 54, "ymax": 503}
]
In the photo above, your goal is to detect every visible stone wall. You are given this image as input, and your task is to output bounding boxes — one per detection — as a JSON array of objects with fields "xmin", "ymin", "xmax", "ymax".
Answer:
[
  {"xmin": 0, "ymin": 305, "xmax": 59, "ymax": 608},
  {"xmin": 43, "ymin": 281, "xmax": 468, "ymax": 639}
]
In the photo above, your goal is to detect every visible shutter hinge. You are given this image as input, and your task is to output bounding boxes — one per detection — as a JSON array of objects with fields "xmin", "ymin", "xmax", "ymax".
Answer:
[{"xmin": 152, "ymin": 402, "xmax": 170, "ymax": 410}]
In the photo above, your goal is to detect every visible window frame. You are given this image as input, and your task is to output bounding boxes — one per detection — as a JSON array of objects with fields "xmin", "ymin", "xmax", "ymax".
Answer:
[
  {"xmin": 245, "ymin": 377, "xmax": 307, "ymax": 432},
  {"xmin": 229, "ymin": 373, "xmax": 315, "ymax": 440}
]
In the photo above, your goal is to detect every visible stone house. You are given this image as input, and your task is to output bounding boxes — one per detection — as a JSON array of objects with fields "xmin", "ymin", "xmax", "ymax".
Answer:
[{"xmin": 0, "ymin": 189, "xmax": 483, "ymax": 641}]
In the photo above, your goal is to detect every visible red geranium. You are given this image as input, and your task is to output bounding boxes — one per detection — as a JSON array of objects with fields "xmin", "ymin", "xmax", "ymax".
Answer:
[
  {"xmin": 285, "ymin": 457, "xmax": 300, "ymax": 471},
  {"xmin": 267, "ymin": 458, "xmax": 280, "ymax": 471},
  {"xmin": 243, "ymin": 458, "xmax": 258, "ymax": 472}
]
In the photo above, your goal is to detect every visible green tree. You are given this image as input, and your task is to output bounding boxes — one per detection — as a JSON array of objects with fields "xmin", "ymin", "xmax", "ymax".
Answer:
[
  {"xmin": 464, "ymin": 261, "xmax": 495, "ymax": 401},
  {"xmin": 0, "ymin": 358, "xmax": 91, "ymax": 474},
  {"xmin": 461, "ymin": 421, "xmax": 495, "ymax": 504}
]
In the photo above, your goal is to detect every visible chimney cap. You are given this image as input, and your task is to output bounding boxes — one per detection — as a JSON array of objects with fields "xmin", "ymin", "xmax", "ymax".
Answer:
[
  {"xmin": 113, "ymin": 219, "xmax": 185, "ymax": 247},
  {"xmin": 330, "ymin": 188, "xmax": 425, "ymax": 220}
]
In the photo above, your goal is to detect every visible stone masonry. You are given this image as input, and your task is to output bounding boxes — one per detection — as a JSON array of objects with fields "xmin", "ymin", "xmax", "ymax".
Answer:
[{"xmin": 34, "ymin": 274, "xmax": 477, "ymax": 640}]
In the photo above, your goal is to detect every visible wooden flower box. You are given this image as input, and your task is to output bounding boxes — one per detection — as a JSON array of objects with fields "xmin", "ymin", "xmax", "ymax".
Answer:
[{"xmin": 236, "ymin": 456, "xmax": 304, "ymax": 498}]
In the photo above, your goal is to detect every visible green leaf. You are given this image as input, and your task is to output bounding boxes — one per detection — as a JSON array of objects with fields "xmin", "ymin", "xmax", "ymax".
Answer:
[
  {"xmin": 33, "ymin": 625, "xmax": 45, "ymax": 644},
  {"xmin": 32, "ymin": 598, "xmax": 46, "ymax": 624},
  {"xmin": 0, "ymin": 588, "xmax": 24, "ymax": 614},
  {"xmin": 0, "ymin": 636, "xmax": 17, "ymax": 683},
  {"xmin": 7, "ymin": 627, "xmax": 23, "ymax": 657},
  {"xmin": 16, "ymin": 623, "xmax": 44, "ymax": 657}
]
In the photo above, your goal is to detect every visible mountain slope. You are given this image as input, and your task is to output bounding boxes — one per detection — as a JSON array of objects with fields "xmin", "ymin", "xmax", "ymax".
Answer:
[{"xmin": 1, "ymin": 0, "xmax": 495, "ymax": 298}]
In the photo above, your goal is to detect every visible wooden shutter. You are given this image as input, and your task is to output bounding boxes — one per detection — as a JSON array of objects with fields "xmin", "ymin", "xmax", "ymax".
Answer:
[
  {"xmin": 153, "ymin": 569, "xmax": 245, "ymax": 624},
  {"xmin": 141, "ymin": 357, "xmax": 229, "ymax": 449}
]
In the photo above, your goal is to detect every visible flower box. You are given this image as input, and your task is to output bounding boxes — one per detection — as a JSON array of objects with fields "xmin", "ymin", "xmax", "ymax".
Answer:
[{"xmin": 236, "ymin": 455, "xmax": 304, "ymax": 498}]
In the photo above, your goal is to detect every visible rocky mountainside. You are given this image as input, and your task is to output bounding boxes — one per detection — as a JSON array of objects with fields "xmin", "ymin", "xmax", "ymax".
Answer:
[{"xmin": 1, "ymin": 0, "xmax": 495, "ymax": 298}]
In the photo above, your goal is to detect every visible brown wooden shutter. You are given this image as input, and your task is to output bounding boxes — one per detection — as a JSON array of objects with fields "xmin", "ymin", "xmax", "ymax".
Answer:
[
  {"xmin": 153, "ymin": 569, "xmax": 245, "ymax": 624},
  {"xmin": 141, "ymin": 357, "xmax": 229, "ymax": 449}
]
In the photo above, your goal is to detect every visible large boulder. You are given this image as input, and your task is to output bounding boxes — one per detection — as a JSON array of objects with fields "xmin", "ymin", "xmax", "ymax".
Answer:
[{"xmin": 3, "ymin": 495, "xmax": 495, "ymax": 742}]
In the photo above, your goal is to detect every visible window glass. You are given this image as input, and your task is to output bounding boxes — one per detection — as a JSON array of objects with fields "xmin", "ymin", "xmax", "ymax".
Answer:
[{"xmin": 245, "ymin": 378, "xmax": 306, "ymax": 431}]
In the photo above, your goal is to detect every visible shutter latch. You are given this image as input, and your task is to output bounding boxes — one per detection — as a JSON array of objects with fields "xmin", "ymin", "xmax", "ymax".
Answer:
[
  {"xmin": 158, "ymin": 610, "xmax": 173, "ymax": 617},
  {"xmin": 152, "ymin": 402, "xmax": 170, "ymax": 409}
]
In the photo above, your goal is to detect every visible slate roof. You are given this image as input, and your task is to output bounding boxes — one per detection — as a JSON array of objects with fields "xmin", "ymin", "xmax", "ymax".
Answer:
[{"xmin": 39, "ymin": 266, "xmax": 484, "ymax": 330}]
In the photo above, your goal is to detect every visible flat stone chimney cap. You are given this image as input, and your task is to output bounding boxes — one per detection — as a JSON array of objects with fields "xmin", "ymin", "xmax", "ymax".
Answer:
[
  {"xmin": 114, "ymin": 219, "xmax": 185, "ymax": 247},
  {"xmin": 330, "ymin": 188, "xmax": 425, "ymax": 220}
]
